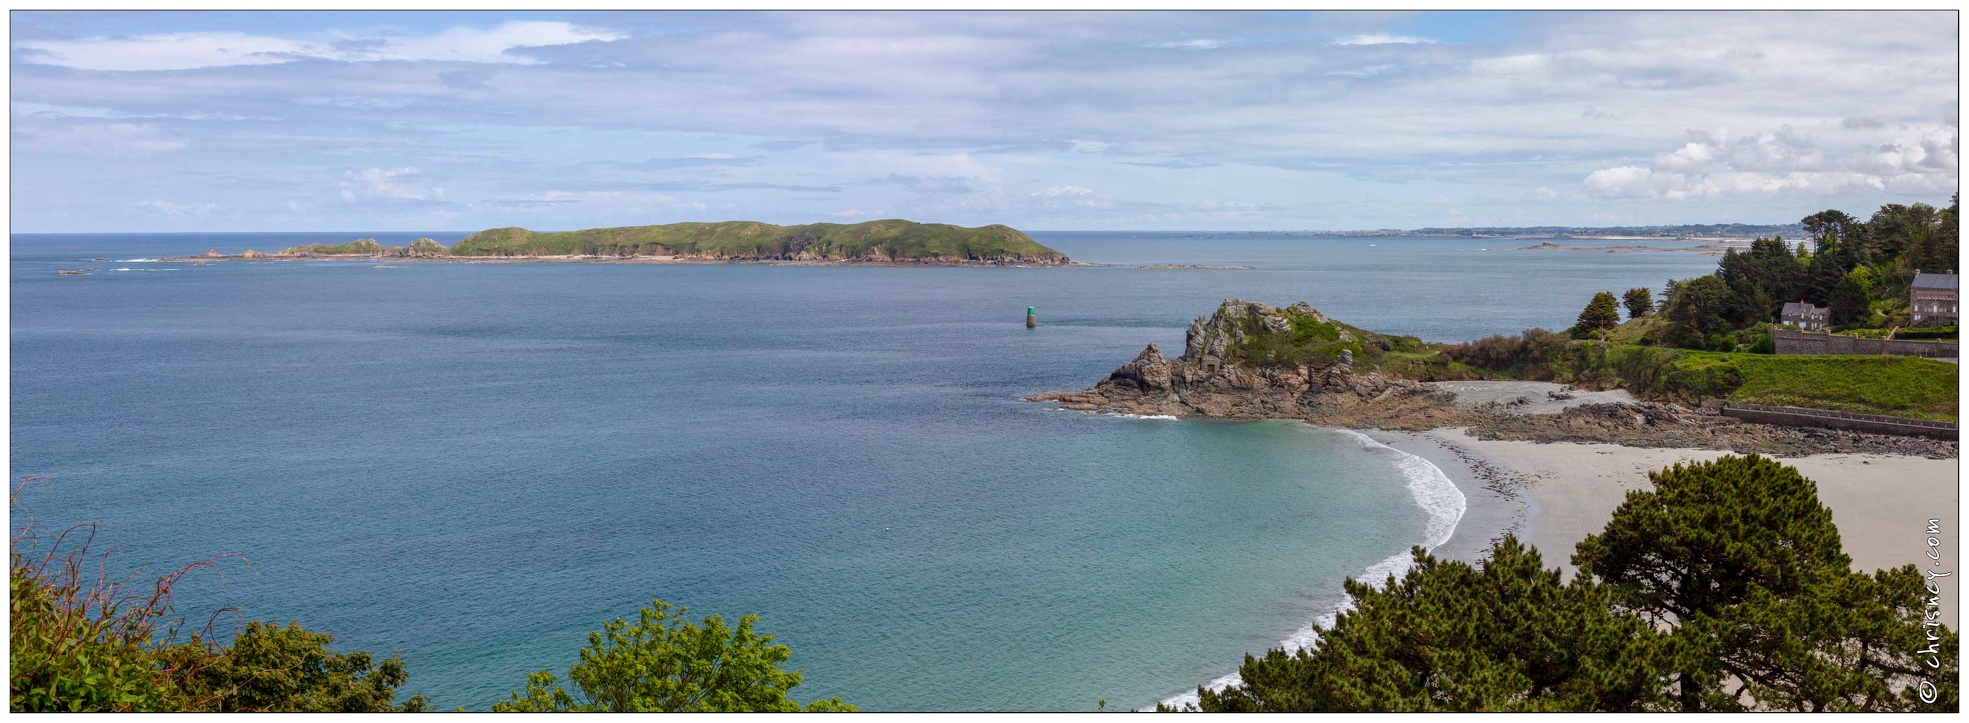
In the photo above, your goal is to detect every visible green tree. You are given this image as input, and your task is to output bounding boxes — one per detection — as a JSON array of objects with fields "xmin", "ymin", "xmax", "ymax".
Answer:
[
  {"xmin": 161, "ymin": 622, "xmax": 430, "ymax": 712},
  {"xmin": 1695, "ymin": 564, "xmax": 1958, "ymax": 711},
  {"xmin": 1576, "ymin": 455, "xmax": 1954, "ymax": 711},
  {"xmin": 1622, "ymin": 288, "xmax": 1655, "ymax": 319},
  {"xmin": 1569, "ymin": 291, "xmax": 1622, "ymax": 339},
  {"xmin": 1828, "ymin": 275, "xmax": 1871, "ymax": 327},
  {"xmin": 1662, "ymin": 275, "xmax": 1735, "ymax": 349},
  {"xmin": 1182, "ymin": 538, "xmax": 1664, "ymax": 712},
  {"xmin": 493, "ymin": 600, "xmax": 853, "ymax": 712},
  {"xmin": 1801, "ymin": 209, "xmax": 1861, "ymax": 250},
  {"xmin": 1576, "ymin": 455, "xmax": 1848, "ymax": 627}
]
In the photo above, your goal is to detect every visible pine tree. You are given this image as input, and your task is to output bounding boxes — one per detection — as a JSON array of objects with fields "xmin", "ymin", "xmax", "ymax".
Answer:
[
  {"xmin": 1569, "ymin": 292, "xmax": 1622, "ymax": 339},
  {"xmin": 1575, "ymin": 455, "xmax": 1953, "ymax": 712},
  {"xmin": 1828, "ymin": 275, "xmax": 1870, "ymax": 327},
  {"xmin": 1184, "ymin": 538, "xmax": 1664, "ymax": 712},
  {"xmin": 1622, "ymin": 288, "xmax": 1654, "ymax": 319}
]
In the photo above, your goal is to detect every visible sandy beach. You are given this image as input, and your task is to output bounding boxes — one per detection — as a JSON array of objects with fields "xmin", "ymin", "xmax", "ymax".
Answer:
[{"xmin": 1397, "ymin": 426, "xmax": 1959, "ymax": 627}]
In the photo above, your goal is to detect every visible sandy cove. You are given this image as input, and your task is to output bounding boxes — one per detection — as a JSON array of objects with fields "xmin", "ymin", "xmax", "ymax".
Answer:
[{"xmin": 1368, "ymin": 420, "xmax": 1959, "ymax": 629}]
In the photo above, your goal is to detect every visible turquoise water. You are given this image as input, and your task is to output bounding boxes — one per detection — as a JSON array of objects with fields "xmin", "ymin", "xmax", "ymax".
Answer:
[{"xmin": 9, "ymin": 232, "xmax": 1719, "ymax": 710}]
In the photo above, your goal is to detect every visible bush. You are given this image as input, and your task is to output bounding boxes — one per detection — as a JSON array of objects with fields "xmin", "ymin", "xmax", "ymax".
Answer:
[
  {"xmin": 494, "ymin": 600, "xmax": 853, "ymax": 712},
  {"xmin": 1442, "ymin": 329, "xmax": 1571, "ymax": 380}
]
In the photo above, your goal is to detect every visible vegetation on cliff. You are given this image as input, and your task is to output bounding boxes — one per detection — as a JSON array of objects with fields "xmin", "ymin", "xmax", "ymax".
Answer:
[
  {"xmin": 447, "ymin": 219, "xmax": 1067, "ymax": 262},
  {"xmin": 1209, "ymin": 300, "xmax": 1431, "ymax": 370},
  {"xmin": 1178, "ymin": 455, "xmax": 1957, "ymax": 712}
]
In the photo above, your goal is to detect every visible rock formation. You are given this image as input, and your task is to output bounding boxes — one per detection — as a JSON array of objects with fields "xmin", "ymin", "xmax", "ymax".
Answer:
[{"xmin": 1026, "ymin": 299, "xmax": 1445, "ymax": 420}]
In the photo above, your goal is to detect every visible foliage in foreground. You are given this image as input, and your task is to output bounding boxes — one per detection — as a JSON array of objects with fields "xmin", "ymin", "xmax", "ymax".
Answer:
[
  {"xmin": 9, "ymin": 482, "xmax": 426, "ymax": 712},
  {"xmin": 493, "ymin": 599, "xmax": 854, "ymax": 712},
  {"xmin": 1179, "ymin": 455, "xmax": 1957, "ymax": 712},
  {"xmin": 1187, "ymin": 538, "xmax": 1663, "ymax": 712}
]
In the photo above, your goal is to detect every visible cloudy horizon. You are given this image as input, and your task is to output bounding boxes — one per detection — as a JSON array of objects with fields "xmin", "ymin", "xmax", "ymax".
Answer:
[{"xmin": 10, "ymin": 10, "xmax": 1960, "ymax": 233}]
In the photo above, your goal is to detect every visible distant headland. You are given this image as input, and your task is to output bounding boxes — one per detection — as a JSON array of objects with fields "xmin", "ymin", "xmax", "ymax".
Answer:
[
  {"xmin": 169, "ymin": 219, "xmax": 1072, "ymax": 266},
  {"xmin": 1311, "ymin": 222, "xmax": 1808, "ymax": 240}
]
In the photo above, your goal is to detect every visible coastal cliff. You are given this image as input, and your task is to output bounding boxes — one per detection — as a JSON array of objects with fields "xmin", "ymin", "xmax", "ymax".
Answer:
[{"xmin": 229, "ymin": 220, "xmax": 1069, "ymax": 265}]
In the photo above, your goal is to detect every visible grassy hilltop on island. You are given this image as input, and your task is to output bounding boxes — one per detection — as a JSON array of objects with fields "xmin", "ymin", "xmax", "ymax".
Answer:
[
  {"xmin": 266, "ymin": 219, "xmax": 1068, "ymax": 263},
  {"xmin": 450, "ymin": 219, "xmax": 1065, "ymax": 262}
]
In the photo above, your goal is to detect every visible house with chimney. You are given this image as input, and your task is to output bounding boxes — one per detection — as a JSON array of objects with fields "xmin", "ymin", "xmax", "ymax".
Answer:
[
  {"xmin": 1780, "ymin": 300, "xmax": 1829, "ymax": 330},
  {"xmin": 1910, "ymin": 270, "xmax": 1959, "ymax": 327}
]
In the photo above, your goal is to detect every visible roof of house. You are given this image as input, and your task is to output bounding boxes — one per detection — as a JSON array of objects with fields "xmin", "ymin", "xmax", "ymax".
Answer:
[
  {"xmin": 1912, "ymin": 272, "xmax": 1959, "ymax": 290},
  {"xmin": 1781, "ymin": 301, "xmax": 1826, "ymax": 316}
]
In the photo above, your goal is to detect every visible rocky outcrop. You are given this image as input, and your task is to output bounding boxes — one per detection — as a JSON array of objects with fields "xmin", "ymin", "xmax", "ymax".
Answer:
[{"xmin": 1026, "ymin": 299, "xmax": 1441, "ymax": 420}]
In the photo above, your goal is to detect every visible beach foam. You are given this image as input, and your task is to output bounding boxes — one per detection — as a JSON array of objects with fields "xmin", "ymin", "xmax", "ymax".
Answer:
[{"xmin": 1156, "ymin": 427, "xmax": 1466, "ymax": 710}]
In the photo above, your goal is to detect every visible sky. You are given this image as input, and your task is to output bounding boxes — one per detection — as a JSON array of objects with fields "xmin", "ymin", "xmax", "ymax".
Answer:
[{"xmin": 8, "ymin": 10, "xmax": 1960, "ymax": 233}]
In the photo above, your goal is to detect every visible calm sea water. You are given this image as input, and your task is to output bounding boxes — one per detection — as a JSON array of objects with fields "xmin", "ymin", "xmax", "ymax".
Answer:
[{"xmin": 9, "ymin": 231, "xmax": 1719, "ymax": 710}]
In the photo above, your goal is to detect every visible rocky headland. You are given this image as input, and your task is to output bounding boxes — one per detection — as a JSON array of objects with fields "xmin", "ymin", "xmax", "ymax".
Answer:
[{"xmin": 1026, "ymin": 299, "xmax": 1954, "ymax": 458}]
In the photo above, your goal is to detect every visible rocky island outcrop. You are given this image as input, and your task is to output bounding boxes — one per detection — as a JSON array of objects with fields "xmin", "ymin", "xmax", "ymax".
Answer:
[{"xmin": 1028, "ymin": 299, "xmax": 1456, "ymax": 423}]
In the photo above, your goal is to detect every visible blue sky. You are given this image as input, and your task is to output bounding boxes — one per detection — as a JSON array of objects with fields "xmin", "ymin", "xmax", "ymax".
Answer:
[{"xmin": 10, "ymin": 10, "xmax": 1958, "ymax": 232}]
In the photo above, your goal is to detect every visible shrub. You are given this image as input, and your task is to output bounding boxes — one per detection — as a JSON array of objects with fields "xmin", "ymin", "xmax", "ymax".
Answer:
[{"xmin": 494, "ymin": 600, "xmax": 853, "ymax": 712}]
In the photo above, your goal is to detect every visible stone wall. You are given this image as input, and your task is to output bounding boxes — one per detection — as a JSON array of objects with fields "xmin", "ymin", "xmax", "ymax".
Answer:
[
  {"xmin": 1772, "ymin": 328, "xmax": 1958, "ymax": 358},
  {"xmin": 1721, "ymin": 402, "xmax": 1957, "ymax": 440}
]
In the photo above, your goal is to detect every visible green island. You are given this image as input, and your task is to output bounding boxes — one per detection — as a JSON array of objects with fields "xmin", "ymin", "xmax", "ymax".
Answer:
[{"xmin": 187, "ymin": 220, "xmax": 1070, "ymax": 265}]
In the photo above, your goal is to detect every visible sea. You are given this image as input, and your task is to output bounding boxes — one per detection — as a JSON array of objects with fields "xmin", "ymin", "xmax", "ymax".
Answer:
[{"xmin": 9, "ymin": 231, "xmax": 1721, "ymax": 711}]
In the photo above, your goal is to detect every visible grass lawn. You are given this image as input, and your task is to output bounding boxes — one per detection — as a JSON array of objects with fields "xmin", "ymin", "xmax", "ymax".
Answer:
[{"xmin": 1708, "ymin": 353, "xmax": 1958, "ymax": 423}]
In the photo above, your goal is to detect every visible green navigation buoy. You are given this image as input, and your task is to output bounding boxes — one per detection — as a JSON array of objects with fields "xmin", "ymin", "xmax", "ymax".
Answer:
[{"xmin": 1026, "ymin": 306, "xmax": 1037, "ymax": 328}]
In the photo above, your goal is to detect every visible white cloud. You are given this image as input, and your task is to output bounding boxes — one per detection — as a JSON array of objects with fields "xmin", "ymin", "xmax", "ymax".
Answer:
[
  {"xmin": 831, "ymin": 150, "xmax": 1003, "ymax": 184},
  {"xmin": 1584, "ymin": 121, "xmax": 1957, "ymax": 201},
  {"xmin": 1332, "ymin": 33, "xmax": 1435, "ymax": 46},
  {"xmin": 1154, "ymin": 38, "xmax": 1226, "ymax": 50},
  {"xmin": 1030, "ymin": 185, "xmax": 1114, "ymax": 209},
  {"xmin": 134, "ymin": 199, "xmax": 219, "ymax": 217},
  {"xmin": 17, "ymin": 21, "xmax": 622, "ymax": 72},
  {"xmin": 830, "ymin": 208, "xmax": 868, "ymax": 218},
  {"xmin": 340, "ymin": 167, "xmax": 444, "ymax": 203},
  {"xmin": 14, "ymin": 122, "xmax": 186, "ymax": 157},
  {"xmin": 1068, "ymin": 140, "xmax": 1111, "ymax": 153}
]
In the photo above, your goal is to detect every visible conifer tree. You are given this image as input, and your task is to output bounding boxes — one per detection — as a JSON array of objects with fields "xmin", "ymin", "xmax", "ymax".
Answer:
[
  {"xmin": 1184, "ymin": 538, "xmax": 1664, "ymax": 712},
  {"xmin": 1621, "ymin": 288, "xmax": 1654, "ymax": 319},
  {"xmin": 1569, "ymin": 291, "xmax": 1622, "ymax": 339}
]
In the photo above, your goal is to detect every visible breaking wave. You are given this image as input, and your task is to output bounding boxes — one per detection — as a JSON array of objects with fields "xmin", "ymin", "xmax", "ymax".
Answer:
[{"xmin": 1157, "ymin": 428, "xmax": 1466, "ymax": 710}]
